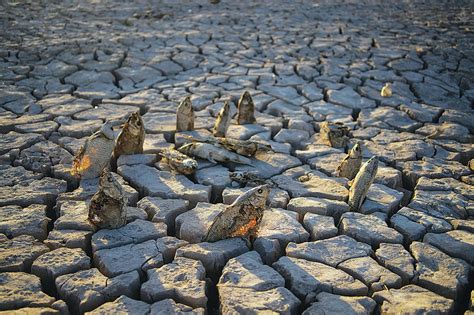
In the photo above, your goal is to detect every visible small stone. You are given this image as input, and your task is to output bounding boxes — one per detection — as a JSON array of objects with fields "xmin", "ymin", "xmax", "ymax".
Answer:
[
  {"xmin": 373, "ymin": 285, "xmax": 454, "ymax": 314},
  {"xmin": 54, "ymin": 200, "xmax": 96, "ymax": 232},
  {"xmin": 338, "ymin": 256, "xmax": 402, "ymax": 293},
  {"xmin": 234, "ymin": 151, "xmax": 301, "ymax": 179},
  {"xmin": 273, "ymin": 256, "xmax": 368, "ymax": 303},
  {"xmin": 287, "ymin": 197, "xmax": 349, "ymax": 221},
  {"xmin": 126, "ymin": 206, "xmax": 148, "ymax": 222},
  {"xmin": 117, "ymin": 154, "xmax": 158, "ymax": 167},
  {"xmin": 339, "ymin": 212, "xmax": 404, "ymax": 247},
  {"xmin": 302, "ymin": 292, "xmax": 376, "ymax": 315},
  {"xmin": 118, "ymin": 166, "xmax": 210, "ymax": 206},
  {"xmin": 93, "ymin": 239, "xmax": 164, "ymax": 277},
  {"xmin": 0, "ymin": 272, "xmax": 55, "ymax": 311},
  {"xmin": 257, "ymin": 209, "xmax": 309, "ymax": 248},
  {"xmin": 56, "ymin": 268, "xmax": 140, "ymax": 314},
  {"xmin": 359, "ymin": 183, "xmax": 403, "ymax": 215},
  {"xmin": 359, "ymin": 106, "xmax": 422, "ymax": 132},
  {"xmin": 175, "ymin": 238, "xmax": 249, "ymax": 278},
  {"xmin": 400, "ymin": 157, "xmax": 471, "ymax": 188},
  {"xmin": 137, "ymin": 197, "xmax": 189, "ymax": 233},
  {"xmin": 218, "ymin": 251, "xmax": 285, "ymax": 291},
  {"xmin": 0, "ymin": 234, "xmax": 49, "ymax": 272},
  {"xmin": 410, "ymin": 242, "xmax": 470, "ymax": 300},
  {"xmin": 31, "ymin": 247, "xmax": 90, "ymax": 289},
  {"xmin": 195, "ymin": 165, "xmax": 231, "ymax": 201},
  {"xmin": 219, "ymin": 286, "xmax": 300, "ymax": 315},
  {"xmin": 141, "ymin": 257, "xmax": 207, "ymax": 308},
  {"xmin": 376, "ymin": 243, "xmax": 415, "ymax": 284},
  {"xmin": 408, "ymin": 189, "xmax": 469, "ymax": 220},
  {"xmin": 0, "ymin": 204, "xmax": 49, "ymax": 240},
  {"xmin": 225, "ymin": 124, "xmax": 268, "ymax": 140},
  {"xmin": 273, "ymin": 129, "xmax": 310, "ymax": 149},
  {"xmin": 327, "ymin": 87, "xmax": 376, "ymax": 110},
  {"xmin": 150, "ymin": 299, "xmax": 205, "ymax": 315},
  {"xmin": 390, "ymin": 206, "xmax": 451, "ymax": 242},
  {"xmin": 86, "ymin": 296, "xmax": 150, "ymax": 315},
  {"xmin": 91, "ymin": 219, "xmax": 167, "ymax": 252},
  {"xmin": 0, "ymin": 165, "xmax": 43, "ymax": 186},
  {"xmin": 303, "ymin": 213, "xmax": 338, "ymax": 241},
  {"xmin": 424, "ymin": 230, "xmax": 474, "ymax": 264},
  {"xmin": 45, "ymin": 229, "xmax": 93, "ymax": 251},
  {"xmin": 0, "ymin": 176, "xmax": 67, "ymax": 207},
  {"xmin": 286, "ymin": 235, "xmax": 372, "ymax": 267},
  {"xmin": 253, "ymin": 237, "xmax": 282, "ymax": 265},
  {"xmin": 273, "ymin": 174, "xmax": 348, "ymax": 202}
]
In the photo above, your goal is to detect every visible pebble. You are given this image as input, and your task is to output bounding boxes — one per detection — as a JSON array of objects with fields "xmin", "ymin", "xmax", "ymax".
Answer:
[
  {"xmin": 0, "ymin": 234, "xmax": 49, "ymax": 272},
  {"xmin": 273, "ymin": 256, "xmax": 368, "ymax": 302},
  {"xmin": 339, "ymin": 212, "xmax": 404, "ymax": 247},
  {"xmin": 55, "ymin": 268, "xmax": 140, "ymax": 314},
  {"xmin": 141, "ymin": 257, "xmax": 207, "ymax": 308},
  {"xmin": 373, "ymin": 285, "xmax": 454, "ymax": 314},
  {"xmin": 0, "ymin": 204, "xmax": 49, "ymax": 240},
  {"xmin": 302, "ymin": 292, "xmax": 376, "ymax": 315},
  {"xmin": 286, "ymin": 235, "xmax": 372, "ymax": 267},
  {"xmin": 175, "ymin": 238, "xmax": 249, "ymax": 278}
]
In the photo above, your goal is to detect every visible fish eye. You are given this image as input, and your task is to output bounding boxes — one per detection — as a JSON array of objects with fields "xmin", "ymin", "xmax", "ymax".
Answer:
[
  {"xmin": 258, "ymin": 189, "xmax": 263, "ymax": 194},
  {"xmin": 107, "ymin": 177, "xmax": 113, "ymax": 182}
]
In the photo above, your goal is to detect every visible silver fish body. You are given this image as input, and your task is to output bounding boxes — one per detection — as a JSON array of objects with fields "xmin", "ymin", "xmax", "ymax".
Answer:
[
  {"xmin": 348, "ymin": 156, "xmax": 378, "ymax": 211},
  {"xmin": 159, "ymin": 148, "xmax": 198, "ymax": 175},
  {"xmin": 204, "ymin": 184, "xmax": 270, "ymax": 242},
  {"xmin": 178, "ymin": 142, "xmax": 253, "ymax": 165},
  {"xmin": 176, "ymin": 96, "xmax": 194, "ymax": 132},
  {"xmin": 212, "ymin": 101, "xmax": 231, "ymax": 137},
  {"xmin": 237, "ymin": 91, "xmax": 256, "ymax": 125}
]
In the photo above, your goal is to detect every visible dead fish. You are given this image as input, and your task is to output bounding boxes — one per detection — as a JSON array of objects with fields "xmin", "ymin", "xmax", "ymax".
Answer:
[
  {"xmin": 229, "ymin": 171, "xmax": 269, "ymax": 187},
  {"xmin": 88, "ymin": 169, "xmax": 128, "ymax": 229},
  {"xmin": 319, "ymin": 121, "xmax": 349, "ymax": 149},
  {"xmin": 336, "ymin": 143, "xmax": 362, "ymax": 180},
  {"xmin": 212, "ymin": 101, "xmax": 231, "ymax": 137},
  {"xmin": 158, "ymin": 147, "xmax": 198, "ymax": 175},
  {"xmin": 348, "ymin": 156, "xmax": 378, "ymax": 211},
  {"xmin": 204, "ymin": 184, "xmax": 271, "ymax": 242},
  {"xmin": 71, "ymin": 121, "xmax": 115, "ymax": 179},
  {"xmin": 176, "ymin": 96, "xmax": 194, "ymax": 132},
  {"xmin": 113, "ymin": 111, "xmax": 145, "ymax": 159},
  {"xmin": 178, "ymin": 142, "xmax": 253, "ymax": 165},
  {"xmin": 237, "ymin": 91, "xmax": 256, "ymax": 125},
  {"xmin": 380, "ymin": 83, "xmax": 392, "ymax": 97},
  {"xmin": 210, "ymin": 137, "xmax": 271, "ymax": 157}
]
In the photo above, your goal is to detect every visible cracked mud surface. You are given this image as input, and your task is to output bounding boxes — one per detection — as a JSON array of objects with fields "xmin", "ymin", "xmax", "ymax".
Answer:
[{"xmin": 0, "ymin": 0, "xmax": 473, "ymax": 314}]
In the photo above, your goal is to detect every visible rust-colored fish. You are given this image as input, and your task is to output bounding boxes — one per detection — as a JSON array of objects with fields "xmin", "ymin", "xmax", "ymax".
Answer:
[{"xmin": 204, "ymin": 185, "xmax": 270, "ymax": 242}]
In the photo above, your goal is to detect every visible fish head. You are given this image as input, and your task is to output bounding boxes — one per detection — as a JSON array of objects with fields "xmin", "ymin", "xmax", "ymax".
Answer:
[
  {"xmin": 351, "ymin": 143, "xmax": 362, "ymax": 158},
  {"xmin": 238, "ymin": 184, "xmax": 271, "ymax": 208},
  {"xmin": 182, "ymin": 158, "xmax": 198, "ymax": 170},
  {"xmin": 126, "ymin": 111, "xmax": 144, "ymax": 136},
  {"xmin": 101, "ymin": 121, "xmax": 115, "ymax": 140},
  {"xmin": 221, "ymin": 101, "xmax": 230, "ymax": 114},
  {"xmin": 177, "ymin": 96, "xmax": 193, "ymax": 114},
  {"xmin": 99, "ymin": 169, "xmax": 123, "ymax": 199},
  {"xmin": 365, "ymin": 156, "xmax": 379, "ymax": 173}
]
